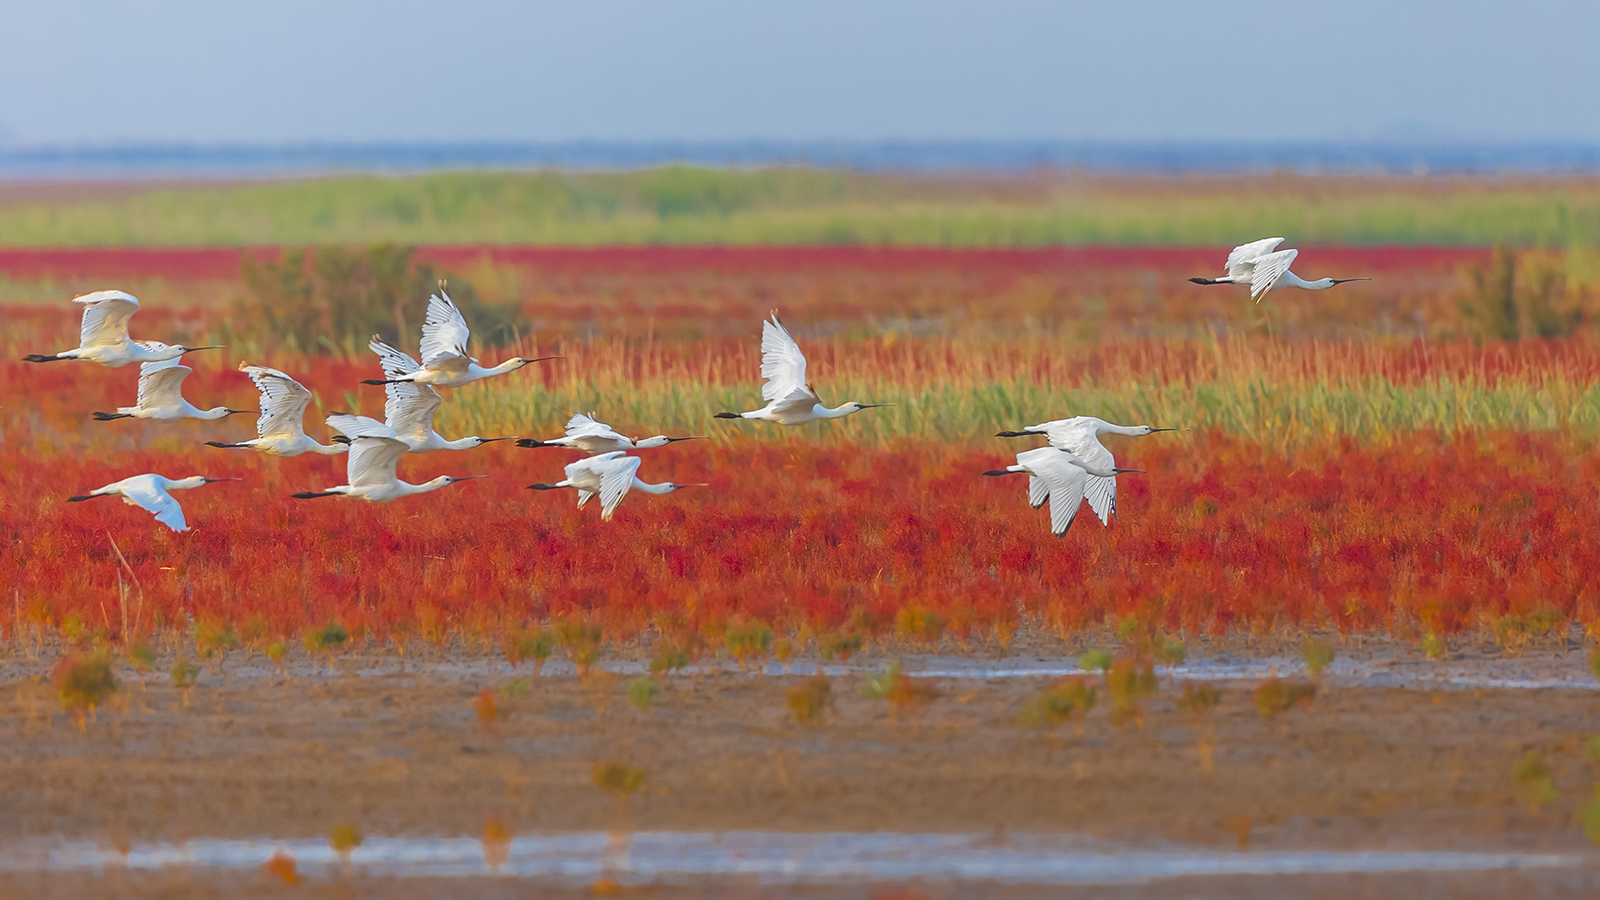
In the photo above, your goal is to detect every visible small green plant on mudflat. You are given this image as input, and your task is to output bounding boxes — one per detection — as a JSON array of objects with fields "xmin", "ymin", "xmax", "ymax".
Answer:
[
  {"xmin": 626, "ymin": 676, "xmax": 660, "ymax": 712},
  {"xmin": 1019, "ymin": 677, "xmax": 1097, "ymax": 734},
  {"xmin": 504, "ymin": 625, "xmax": 556, "ymax": 674},
  {"xmin": 1253, "ymin": 677, "xmax": 1316, "ymax": 717},
  {"xmin": 54, "ymin": 650, "xmax": 119, "ymax": 729},
  {"xmin": 304, "ymin": 621, "xmax": 348, "ymax": 656},
  {"xmin": 1513, "ymin": 750, "xmax": 1558, "ymax": 815},
  {"xmin": 786, "ymin": 675, "xmax": 833, "ymax": 725}
]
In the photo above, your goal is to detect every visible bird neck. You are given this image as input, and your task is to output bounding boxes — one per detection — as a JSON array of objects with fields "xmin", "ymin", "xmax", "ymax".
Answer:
[
  {"xmin": 1280, "ymin": 271, "xmax": 1326, "ymax": 290},
  {"xmin": 309, "ymin": 440, "xmax": 348, "ymax": 455},
  {"xmin": 198, "ymin": 407, "xmax": 234, "ymax": 420},
  {"xmin": 442, "ymin": 436, "xmax": 481, "ymax": 450},
  {"xmin": 168, "ymin": 477, "xmax": 207, "ymax": 490},
  {"xmin": 631, "ymin": 479, "xmax": 677, "ymax": 495},
  {"xmin": 818, "ymin": 403, "xmax": 858, "ymax": 419},
  {"xmin": 485, "ymin": 358, "xmax": 526, "ymax": 375},
  {"xmin": 1102, "ymin": 422, "xmax": 1145, "ymax": 437},
  {"xmin": 406, "ymin": 476, "xmax": 456, "ymax": 495}
]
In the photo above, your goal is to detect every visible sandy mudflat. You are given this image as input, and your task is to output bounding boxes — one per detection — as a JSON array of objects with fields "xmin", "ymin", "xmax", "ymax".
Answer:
[{"xmin": 3, "ymin": 643, "xmax": 1599, "ymax": 898}]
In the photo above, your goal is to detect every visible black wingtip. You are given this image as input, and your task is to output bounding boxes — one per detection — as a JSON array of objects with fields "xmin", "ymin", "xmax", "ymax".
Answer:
[
  {"xmin": 22, "ymin": 354, "xmax": 60, "ymax": 363},
  {"xmin": 527, "ymin": 483, "xmax": 560, "ymax": 490},
  {"xmin": 331, "ymin": 435, "xmax": 352, "ymax": 445},
  {"xmin": 91, "ymin": 411, "xmax": 128, "ymax": 421},
  {"xmin": 516, "ymin": 439, "xmax": 550, "ymax": 448},
  {"xmin": 713, "ymin": 412, "xmax": 742, "ymax": 419},
  {"xmin": 291, "ymin": 491, "xmax": 336, "ymax": 499},
  {"xmin": 360, "ymin": 378, "xmax": 390, "ymax": 386},
  {"xmin": 1188, "ymin": 277, "xmax": 1217, "ymax": 285},
  {"xmin": 204, "ymin": 441, "xmax": 238, "ymax": 449},
  {"xmin": 1113, "ymin": 468, "xmax": 1146, "ymax": 475},
  {"xmin": 995, "ymin": 431, "xmax": 1030, "ymax": 438},
  {"xmin": 67, "ymin": 495, "xmax": 92, "ymax": 502},
  {"xmin": 981, "ymin": 470, "xmax": 1012, "ymax": 477}
]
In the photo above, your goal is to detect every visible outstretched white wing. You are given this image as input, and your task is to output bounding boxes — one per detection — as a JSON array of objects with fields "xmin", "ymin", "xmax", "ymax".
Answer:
[
  {"xmin": 564, "ymin": 451, "xmax": 620, "ymax": 509},
  {"xmin": 242, "ymin": 365, "xmax": 314, "ymax": 440},
  {"xmin": 328, "ymin": 416, "xmax": 406, "ymax": 488},
  {"xmin": 760, "ymin": 312, "xmax": 813, "ymax": 405},
  {"xmin": 75, "ymin": 290, "xmax": 140, "ymax": 348},
  {"xmin": 1225, "ymin": 238, "xmax": 1285, "ymax": 278},
  {"xmin": 564, "ymin": 412, "xmax": 613, "ymax": 437},
  {"xmin": 1028, "ymin": 449, "xmax": 1092, "ymax": 537},
  {"xmin": 369, "ymin": 336, "xmax": 422, "ymax": 377},
  {"xmin": 119, "ymin": 476, "xmax": 188, "ymax": 532},
  {"xmin": 136, "ymin": 358, "xmax": 191, "ymax": 410},
  {"xmin": 1042, "ymin": 419, "xmax": 1117, "ymax": 525},
  {"xmin": 367, "ymin": 338, "xmax": 442, "ymax": 444},
  {"xmin": 1247, "ymin": 248, "xmax": 1298, "ymax": 300},
  {"xmin": 597, "ymin": 454, "xmax": 643, "ymax": 521},
  {"xmin": 418, "ymin": 290, "xmax": 473, "ymax": 368}
]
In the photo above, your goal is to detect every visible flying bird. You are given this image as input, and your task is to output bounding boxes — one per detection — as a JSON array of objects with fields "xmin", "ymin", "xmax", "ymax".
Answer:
[
  {"xmin": 92, "ymin": 350, "xmax": 251, "ymax": 422},
  {"xmin": 204, "ymin": 364, "xmax": 348, "ymax": 456},
  {"xmin": 23, "ymin": 290, "xmax": 223, "ymax": 367},
  {"xmin": 527, "ymin": 450, "xmax": 705, "ymax": 520},
  {"xmin": 291, "ymin": 414, "xmax": 486, "ymax": 503},
  {"xmin": 517, "ymin": 412, "xmax": 703, "ymax": 454},
  {"xmin": 360, "ymin": 289, "xmax": 558, "ymax": 388},
  {"xmin": 362, "ymin": 337, "xmax": 513, "ymax": 452},
  {"xmin": 995, "ymin": 417, "xmax": 1174, "ymax": 525},
  {"xmin": 1189, "ymin": 238, "xmax": 1368, "ymax": 301},
  {"xmin": 715, "ymin": 312, "xmax": 888, "ymax": 425},
  {"xmin": 68, "ymin": 473, "xmax": 240, "ymax": 532},
  {"xmin": 983, "ymin": 447, "xmax": 1141, "ymax": 537}
]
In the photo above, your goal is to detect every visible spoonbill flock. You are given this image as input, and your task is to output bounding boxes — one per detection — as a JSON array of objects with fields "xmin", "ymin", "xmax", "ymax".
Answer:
[{"xmin": 30, "ymin": 242, "xmax": 1355, "ymax": 534}]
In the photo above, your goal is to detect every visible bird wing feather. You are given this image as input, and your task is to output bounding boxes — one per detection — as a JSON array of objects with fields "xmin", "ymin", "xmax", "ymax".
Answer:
[
  {"xmin": 565, "ymin": 452, "xmax": 620, "ymax": 508},
  {"xmin": 770, "ymin": 385, "xmax": 820, "ymax": 417},
  {"xmin": 119, "ymin": 476, "xmax": 188, "ymax": 532},
  {"xmin": 1248, "ymin": 248, "xmax": 1299, "ymax": 300},
  {"xmin": 760, "ymin": 312, "xmax": 811, "ymax": 404},
  {"xmin": 1027, "ymin": 476, "xmax": 1048, "ymax": 509},
  {"xmin": 1032, "ymin": 450, "xmax": 1091, "ymax": 537},
  {"xmin": 597, "ymin": 455, "xmax": 643, "ymax": 521},
  {"xmin": 243, "ymin": 366, "xmax": 313, "ymax": 440},
  {"xmin": 136, "ymin": 361, "xmax": 192, "ymax": 409},
  {"xmin": 1225, "ymin": 238, "xmax": 1285, "ymax": 278},
  {"xmin": 346, "ymin": 436, "xmax": 410, "ymax": 488},
  {"xmin": 418, "ymin": 290, "xmax": 472, "ymax": 368},
  {"xmin": 75, "ymin": 291, "xmax": 140, "ymax": 347},
  {"xmin": 1043, "ymin": 419, "xmax": 1116, "ymax": 525}
]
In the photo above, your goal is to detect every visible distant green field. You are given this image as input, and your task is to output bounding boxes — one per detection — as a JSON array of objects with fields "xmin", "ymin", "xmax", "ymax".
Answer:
[{"xmin": 2, "ymin": 167, "xmax": 1598, "ymax": 247}]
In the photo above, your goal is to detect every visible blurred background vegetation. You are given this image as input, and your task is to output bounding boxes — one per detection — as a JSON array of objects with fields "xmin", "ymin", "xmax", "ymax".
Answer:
[
  {"xmin": 233, "ymin": 244, "xmax": 514, "ymax": 352},
  {"xmin": 2, "ymin": 166, "xmax": 1599, "ymax": 247}
]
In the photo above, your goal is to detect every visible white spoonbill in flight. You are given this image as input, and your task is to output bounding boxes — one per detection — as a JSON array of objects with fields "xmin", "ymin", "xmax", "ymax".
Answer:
[
  {"xmin": 92, "ymin": 350, "xmax": 250, "ymax": 422},
  {"xmin": 517, "ymin": 412, "xmax": 703, "ymax": 454},
  {"xmin": 362, "ymin": 338, "xmax": 514, "ymax": 452},
  {"xmin": 205, "ymin": 364, "xmax": 348, "ymax": 456},
  {"xmin": 68, "ymin": 473, "xmax": 240, "ymax": 532},
  {"xmin": 291, "ymin": 414, "xmax": 487, "ymax": 503},
  {"xmin": 715, "ymin": 312, "xmax": 888, "ymax": 426},
  {"xmin": 996, "ymin": 417, "xmax": 1174, "ymax": 525},
  {"xmin": 361, "ymin": 288, "xmax": 559, "ymax": 388},
  {"xmin": 528, "ymin": 450, "xmax": 705, "ymax": 520},
  {"xmin": 983, "ymin": 447, "xmax": 1142, "ymax": 537},
  {"xmin": 1189, "ymin": 238, "xmax": 1368, "ymax": 301},
  {"xmin": 23, "ymin": 290, "xmax": 223, "ymax": 367}
]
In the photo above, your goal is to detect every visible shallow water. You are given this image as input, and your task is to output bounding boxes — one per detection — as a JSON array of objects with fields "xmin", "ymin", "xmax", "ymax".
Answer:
[
  {"xmin": 183, "ymin": 651, "xmax": 1600, "ymax": 692},
  {"xmin": 0, "ymin": 832, "xmax": 1586, "ymax": 885}
]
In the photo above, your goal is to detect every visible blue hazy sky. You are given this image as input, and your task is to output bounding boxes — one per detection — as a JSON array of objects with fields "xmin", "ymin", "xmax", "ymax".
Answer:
[{"xmin": 4, "ymin": 0, "xmax": 1597, "ymax": 146}]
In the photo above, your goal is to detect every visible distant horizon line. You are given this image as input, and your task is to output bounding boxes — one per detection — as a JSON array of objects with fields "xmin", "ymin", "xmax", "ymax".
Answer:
[{"xmin": 3, "ymin": 138, "xmax": 1598, "ymax": 178}]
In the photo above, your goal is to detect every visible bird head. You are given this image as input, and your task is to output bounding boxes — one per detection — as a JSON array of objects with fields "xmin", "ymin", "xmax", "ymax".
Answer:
[
  {"xmin": 474, "ymin": 437, "xmax": 514, "ymax": 445},
  {"xmin": 637, "ymin": 435, "xmax": 706, "ymax": 449},
  {"xmin": 665, "ymin": 482, "xmax": 709, "ymax": 493},
  {"xmin": 1135, "ymin": 425, "xmax": 1180, "ymax": 435},
  {"xmin": 512, "ymin": 355, "xmax": 563, "ymax": 368},
  {"xmin": 847, "ymin": 402, "xmax": 891, "ymax": 413},
  {"xmin": 178, "ymin": 476, "xmax": 242, "ymax": 489}
]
